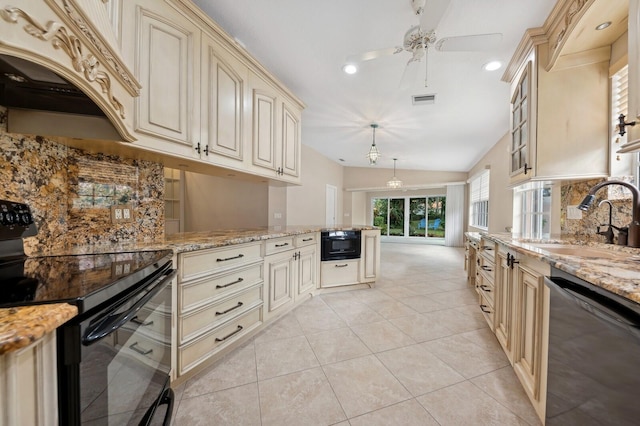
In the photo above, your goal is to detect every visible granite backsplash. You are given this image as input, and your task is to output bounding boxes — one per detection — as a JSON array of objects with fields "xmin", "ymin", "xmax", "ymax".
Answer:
[{"xmin": 0, "ymin": 107, "xmax": 165, "ymax": 255}]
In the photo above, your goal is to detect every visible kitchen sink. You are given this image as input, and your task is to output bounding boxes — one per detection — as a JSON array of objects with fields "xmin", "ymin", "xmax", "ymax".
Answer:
[{"xmin": 529, "ymin": 244, "xmax": 626, "ymax": 259}]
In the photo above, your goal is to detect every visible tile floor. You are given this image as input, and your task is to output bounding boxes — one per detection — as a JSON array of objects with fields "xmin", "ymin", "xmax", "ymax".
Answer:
[{"xmin": 172, "ymin": 243, "xmax": 541, "ymax": 425}]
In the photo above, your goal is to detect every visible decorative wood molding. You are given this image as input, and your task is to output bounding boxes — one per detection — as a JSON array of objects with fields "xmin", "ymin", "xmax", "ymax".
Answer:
[
  {"xmin": 0, "ymin": 6, "xmax": 126, "ymax": 118},
  {"xmin": 58, "ymin": 0, "xmax": 141, "ymax": 96},
  {"xmin": 550, "ymin": 0, "xmax": 593, "ymax": 56},
  {"xmin": 501, "ymin": 28, "xmax": 547, "ymax": 83}
]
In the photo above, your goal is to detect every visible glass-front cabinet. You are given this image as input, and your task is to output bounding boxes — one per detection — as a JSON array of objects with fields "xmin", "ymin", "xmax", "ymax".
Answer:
[{"xmin": 510, "ymin": 60, "xmax": 533, "ymax": 182}]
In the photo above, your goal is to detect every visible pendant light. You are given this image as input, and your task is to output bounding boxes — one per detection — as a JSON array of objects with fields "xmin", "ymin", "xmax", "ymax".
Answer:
[
  {"xmin": 387, "ymin": 158, "xmax": 403, "ymax": 189},
  {"xmin": 366, "ymin": 123, "xmax": 380, "ymax": 165}
]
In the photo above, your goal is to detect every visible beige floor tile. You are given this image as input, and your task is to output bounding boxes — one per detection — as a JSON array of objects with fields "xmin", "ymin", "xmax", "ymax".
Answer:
[
  {"xmin": 458, "ymin": 327, "xmax": 506, "ymax": 357},
  {"xmin": 389, "ymin": 313, "xmax": 455, "ymax": 343},
  {"xmin": 366, "ymin": 299, "xmax": 418, "ymax": 319},
  {"xmin": 424, "ymin": 307, "xmax": 488, "ymax": 334},
  {"xmin": 422, "ymin": 334, "xmax": 509, "ymax": 379},
  {"xmin": 350, "ymin": 288, "xmax": 395, "ymax": 304},
  {"xmin": 258, "ymin": 368, "xmax": 346, "ymax": 426},
  {"xmin": 295, "ymin": 307, "xmax": 347, "ymax": 335},
  {"xmin": 471, "ymin": 367, "xmax": 542, "ymax": 425},
  {"xmin": 254, "ymin": 313, "xmax": 303, "ymax": 344},
  {"xmin": 332, "ymin": 302, "xmax": 386, "ymax": 326},
  {"xmin": 255, "ymin": 335, "xmax": 319, "ymax": 380},
  {"xmin": 306, "ymin": 327, "xmax": 371, "ymax": 364},
  {"xmin": 417, "ymin": 381, "xmax": 530, "ymax": 426},
  {"xmin": 173, "ymin": 382, "xmax": 261, "ymax": 426},
  {"xmin": 397, "ymin": 295, "xmax": 447, "ymax": 313},
  {"xmin": 428, "ymin": 288, "xmax": 479, "ymax": 308},
  {"xmin": 323, "ymin": 354, "xmax": 412, "ymax": 418},
  {"xmin": 348, "ymin": 399, "xmax": 440, "ymax": 426},
  {"xmin": 403, "ymin": 282, "xmax": 448, "ymax": 295},
  {"xmin": 351, "ymin": 320, "xmax": 416, "ymax": 353},
  {"xmin": 380, "ymin": 286, "xmax": 419, "ymax": 299},
  {"xmin": 376, "ymin": 344, "xmax": 466, "ymax": 396},
  {"xmin": 183, "ymin": 342, "xmax": 257, "ymax": 398}
]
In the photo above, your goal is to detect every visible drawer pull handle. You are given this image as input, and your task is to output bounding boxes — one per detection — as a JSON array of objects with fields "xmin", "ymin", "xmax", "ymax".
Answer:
[
  {"xmin": 481, "ymin": 266, "xmax": 492, "ymax": 272},
  {"xmin": 217, "ymin": 254, "xmax": 244, "ymax": 262},
  {"xmin": 335, "ymin": 264, "xmax": 349, "ymax": 268},
  {"xmin": 215, "ymin": 325, "xmax": 244, "ymax": 342},
  {"xmin": 483, "ymin": 246, "xmax": 493, "ymax": 251},
  {"xmin": 216, "ymin": 278, "xmax": 244, "ymax": 289},
  {"xmin": 129, "ymin": 342, "xmax": 153, "ymax": 356},
  {"xmin": 302, "ymin": 238, "xmax": 313, "ymax": 242},
  {"xmin": 131, "ymin": 316, "xmax": 154, "ymax": 327},
  {"xmin": 216, "ymin": 302, "xmax": 244, "ymax": 316},
  {"xmin": 275, "ymin": 242, "xmax": 290, "ymax": 248},
  {"xmin": 480, "ymin": 285, "xmax": 491, "ymax": 292},
  {"xmin": 480, "ymin": 305, "xmax": 492, "ymax": 314}
]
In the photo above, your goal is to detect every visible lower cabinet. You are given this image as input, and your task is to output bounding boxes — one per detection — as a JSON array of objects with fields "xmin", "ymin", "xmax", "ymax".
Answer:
[
  {"xmin": 320, "ymin": 259, "xmax": 360, "ymax": 288},
  {"xmin": 264, "ymin": 249, "xmax": 296, "ymax": 320},
  {"xmin": 360, "ymin": 229, "xmax": 380, "ymax": 282},
  {"xmin": 0, "ymin": 332, "xmax": 58, "ymax": 426},
  {"xmin": 495, "ymin": 243, "xmax": 550, "ymax": 423}
]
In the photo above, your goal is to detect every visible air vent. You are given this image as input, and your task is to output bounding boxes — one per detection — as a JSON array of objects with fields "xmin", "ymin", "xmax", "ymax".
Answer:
[{"xmin": 412, "ymin": 93, "xmax": 436, "ymax": 105}]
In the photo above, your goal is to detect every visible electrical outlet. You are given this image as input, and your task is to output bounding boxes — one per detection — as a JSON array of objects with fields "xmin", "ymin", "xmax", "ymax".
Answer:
[
  {"xmin": 110, "ymin": 204, "xmax": 134, "ymax": 223},
  {"xmin": 274, "ymin": 212, "xmax": 282, "ymax": 219},
  {"xmin": 567, "ymin": 205, "xmax": 583, "ymax": 220}
]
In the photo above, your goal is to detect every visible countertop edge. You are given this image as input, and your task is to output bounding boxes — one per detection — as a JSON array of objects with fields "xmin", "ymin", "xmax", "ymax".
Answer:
[{"xmin": 0, "ymin": 303, "xmax": 77, "ymax": 355}]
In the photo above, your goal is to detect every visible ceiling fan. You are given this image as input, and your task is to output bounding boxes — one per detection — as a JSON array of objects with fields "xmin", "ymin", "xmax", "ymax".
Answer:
[{"xmin": 347, "ymin": 0, "xmax": 503, "ymax": 88}]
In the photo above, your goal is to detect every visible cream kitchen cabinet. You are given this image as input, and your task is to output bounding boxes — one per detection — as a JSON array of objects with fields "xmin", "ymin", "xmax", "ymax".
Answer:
[
  {"xmin": 263, "ymin": 234, "xmax": 317, "ymax": 320},
  {"xmin": 119, "ymin": 0, "xmax": 201, "ymax": 158},
  {"xmin": 494, "ymin": 244, "xmax": 550, "ymax": 422},
  {"xmin": 0, "ymin": 332, "xmax": 58, "ymax": 426},
  {"xmin": 360, "ymin": 229, "xmax": 380, "ymax": 283},
  {"xmin": 505, "ymin": 32, "xmax": 610, "ymax": 184},
  {"xmin": 249, "ymin": 71, "xmax": 302, "ymax": 182},
  {"xmin": 620, "ymin": 0, "xmax": 640, "ymax": 152},
  {"xmin": 176, "ymin": 242, "xmax": 264, "ymax": 379},
  {"xmin": 475, "ymin": 239, "xmax": 497, "ymax": 331}
]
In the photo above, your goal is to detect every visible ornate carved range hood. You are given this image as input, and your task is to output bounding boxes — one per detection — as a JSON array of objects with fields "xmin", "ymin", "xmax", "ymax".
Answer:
[{"xmin": 0, "ymin": 0, "xmax": 140, "ymax": 141}]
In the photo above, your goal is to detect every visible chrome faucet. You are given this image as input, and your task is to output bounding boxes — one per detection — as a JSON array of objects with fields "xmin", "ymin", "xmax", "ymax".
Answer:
[{"xmin": 578, "ymin": 180, "xmax": 640, "ymax": 248}]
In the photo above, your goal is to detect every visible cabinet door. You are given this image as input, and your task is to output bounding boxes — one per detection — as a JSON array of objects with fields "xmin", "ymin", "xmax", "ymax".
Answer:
[
  {"xmin": 251, "ymin": 74, "xmax": 278, "ymax": 172},
  {"xmin": 122, "ymin": 1, "xmax": 200, "ymax": 151},
  {"xmin": 265, "ymin": 251, "xmax": 294, "ymax": 318},
  {"xmin": 297, "ymin": 245, "xmax": 317, "ymax": 297},
  {"xmin": 509, "ymin": 60, "xmax": 533, "ymax": 182},
  {"xmin": 281, "ymin": 101, "xmax": 301, "ymax": 178},
  {"xmin": 513, "ymin": 264, "xmax": 544, "ymax": 402},
  {"xmin": 495, "ymin": 249, "xmax": 514, "ymax": 362},
  {"xmin": 360, "ymin": 229, "xmax": 380, "ymax": 282},
  {"xmin": 201, "ymin": 35, "xmax": 246, "ymax": 164}
]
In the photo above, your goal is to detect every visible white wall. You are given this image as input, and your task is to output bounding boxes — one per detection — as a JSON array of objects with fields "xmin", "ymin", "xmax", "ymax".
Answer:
[
  {"xmin": 467, "ymin": 132, "xmax": 513, "ymax": 233},
  {"xmin": 183, "ymin": 172, "xmax": 269, "ymax": 230},
  {"xmin": 286, "ymin": 144, "xmax": 344, "ymax": 225}
]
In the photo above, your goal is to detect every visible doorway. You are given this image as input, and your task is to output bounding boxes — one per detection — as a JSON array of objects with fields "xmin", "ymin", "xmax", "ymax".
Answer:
[
  {"xmin": 372, "ymin": 195, "xmax": 446, "ymax": 242},
  {"xmin": 326, "ymin": 184, "xmax": 337, "ymax": 227}
]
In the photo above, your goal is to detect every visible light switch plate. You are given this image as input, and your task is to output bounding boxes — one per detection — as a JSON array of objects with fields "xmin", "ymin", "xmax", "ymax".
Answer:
[{"xmin": 567, "ymin": 205, "xmax": 583, "ymax": 220}]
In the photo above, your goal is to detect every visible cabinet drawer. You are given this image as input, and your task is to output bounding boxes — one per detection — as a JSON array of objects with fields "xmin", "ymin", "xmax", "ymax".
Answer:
[
  {"xmin": 320, "ymin": 260, "xmax": 359, "ymax": 287},
  {"xmin": 178, "ymin": 306, "xmax": 262, "ymax": 374},
  {"xmin": 180, "ymin": 263, "xmax": 263, "ymax": 311},
  {"xmin": 180, "ymin": 242, "xmax": 262, "ymax": 281},
  {"xmin": 295, "ymin": 233, "xmax": 317, "ymax": 247},
  {"xmin": 479, "ymin": 293, "xmax": 495, "ymax": 331},
  {"xmin": 477, "ymin": 276, "xmax": 495, "ymax": 306},
  {"xmin": 264, "ymin": 237, "xmax": 295, "ymax": 255},
  {"xmin": 179, "ymin": 284, "xmax": 263, "ymax": 344}
]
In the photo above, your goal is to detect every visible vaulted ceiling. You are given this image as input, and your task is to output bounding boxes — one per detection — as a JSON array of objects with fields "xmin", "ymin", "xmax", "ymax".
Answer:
[{"xmin": 194, "ymin": 0, "xmax": 558, "ymax": 172}]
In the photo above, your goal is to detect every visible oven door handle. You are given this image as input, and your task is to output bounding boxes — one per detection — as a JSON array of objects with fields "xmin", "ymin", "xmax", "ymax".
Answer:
[
  {"xmin": 139, "ymin": 385, "xmax": 175, "ymax": 426},
  {"xmin": 82, "ymin": 269, "xmax": 177, "ymax": 345}
]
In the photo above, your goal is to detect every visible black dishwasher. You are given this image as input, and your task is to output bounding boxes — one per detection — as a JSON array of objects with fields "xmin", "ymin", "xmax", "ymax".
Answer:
[{"xmin": 545, "ymin": 268, "xmax": 640, "ymax": 425}]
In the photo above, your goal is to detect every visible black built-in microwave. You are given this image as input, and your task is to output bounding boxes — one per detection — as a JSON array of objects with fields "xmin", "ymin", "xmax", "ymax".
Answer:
[{"xmin": 321, "ymin": 230, "xmax": 361, "ymax": 261}]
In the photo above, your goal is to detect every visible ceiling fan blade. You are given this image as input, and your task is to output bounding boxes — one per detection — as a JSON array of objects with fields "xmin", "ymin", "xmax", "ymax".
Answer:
[
  {"xmin": 419, "ymin": 0, "xmax": 451, "ymax": 31},
  {"xmin": 435, "ymin": 33, "xmax": 503, "ymax": 51},
  {"xmin": 346, "ymin": 47, "xmax": 402, "ymax": 63}
]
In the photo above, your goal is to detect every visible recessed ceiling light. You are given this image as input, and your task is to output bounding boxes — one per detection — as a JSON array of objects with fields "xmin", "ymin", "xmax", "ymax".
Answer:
[
  {"xmin": 482, "ymin": 61, "xmax": 502, "ymax": 71},
  {"xmin": 343, "ymin": 64, "xmax": 358, "ymax": 75},
  {"xmin": 595, "ymin": 21, "xmax": 611, "ymax": 30}
]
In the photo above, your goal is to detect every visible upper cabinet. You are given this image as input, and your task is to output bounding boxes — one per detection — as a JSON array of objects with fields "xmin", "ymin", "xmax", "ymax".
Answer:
[
  {"xmin": 620, "ymin": 0, "xmax": 640, "ymax": 152},
  {"xmin": 504, "ymin": 0, "xmax": 628, "ymax": 185},
  {"xmin": 116, "ymin": 0, "xmax": 304, "ymax": 184}
]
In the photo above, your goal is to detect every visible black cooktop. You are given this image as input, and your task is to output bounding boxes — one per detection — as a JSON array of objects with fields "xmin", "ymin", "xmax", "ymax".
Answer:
[{"xmin": 0, "ymin": 250, "xmax": 173, "ymax": 312}]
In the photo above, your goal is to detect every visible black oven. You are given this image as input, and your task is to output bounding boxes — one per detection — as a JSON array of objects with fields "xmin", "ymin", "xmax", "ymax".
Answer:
[
  {"xmin": 321, "ymin": 230, "xmax": 361, "ymax": 261},
  {"xmin": 0, "ymin": 199, "xmax": 176, "ymax": 426}
]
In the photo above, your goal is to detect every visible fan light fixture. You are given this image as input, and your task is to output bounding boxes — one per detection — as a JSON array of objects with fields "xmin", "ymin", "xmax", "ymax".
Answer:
[
  {"xmin": 343, "ymin": 64, "xmax": 358, "ymax": 74},
  {"xmin": 366, "ymin": 124, "xmax": 381, "ymax": 165},
  {"xmin": 387, "ymin": 158, "xmax": 403, "ymax": 189}
]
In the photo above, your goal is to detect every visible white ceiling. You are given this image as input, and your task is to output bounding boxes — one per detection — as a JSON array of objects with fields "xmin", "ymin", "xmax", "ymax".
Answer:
[{"xmin": 193, "ymin": 0, "xmax": 558, "ymax": 172}]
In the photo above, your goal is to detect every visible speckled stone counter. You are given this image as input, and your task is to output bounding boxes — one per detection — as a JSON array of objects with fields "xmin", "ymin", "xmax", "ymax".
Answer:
[
  {"xmin": 0, "ymin": 304, "xmax": 77, "ymax": 355},
  {"xmin": 29, "ymin": 225, "xmax": 378, "ymax": 256},
  {"xmin": 478, "ymin": 233, "xmax": 640, "ymax": 305}
]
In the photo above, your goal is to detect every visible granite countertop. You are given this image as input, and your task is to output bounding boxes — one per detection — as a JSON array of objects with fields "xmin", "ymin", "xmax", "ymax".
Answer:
[
  {"xmin": 466, "ymin": 232, "xmax": 640, "ymax": 305},
  {"xmin": 0, "ymin": 304, "xmax": 77, "ymax": 355},
  {"xmin": 29, "ymin": 225, "xmax": 379, "ymax": 256}
]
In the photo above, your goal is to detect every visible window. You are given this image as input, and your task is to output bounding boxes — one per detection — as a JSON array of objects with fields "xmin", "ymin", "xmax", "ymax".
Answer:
[
  {"xmin": 372, "ymin": 196, "xmax": 446, "ymax": 238},
  {"xmin": 469, "ymin": 170, "xmax": 490, "ymax": 229},
  {"xmin": 510, "ymin": 62, "xmax": 530, "ymax": 175},
  {"xmin": 514, "ymin": 181, "xmax": 551, "ymax": 239}
]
